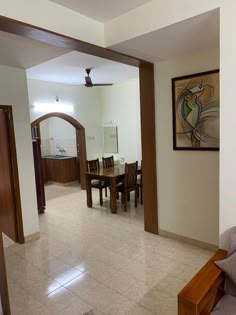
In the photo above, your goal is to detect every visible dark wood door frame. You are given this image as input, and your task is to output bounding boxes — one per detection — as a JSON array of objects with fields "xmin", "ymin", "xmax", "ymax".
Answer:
[
  {"xmin": 0, "ymin": 105, "xmax": 24, "ymax": 315},
  {"xmin": 0, "ymin": 233, "xmax": 10, "ymax": 315},
  {"xmin": 0, "ymin": 105, "xmax": 24, "ymax": 243},
  {"xmin": 0, "ymin": 15, "xmax": 158, "ymax": 234},
  {"xmin": 31, "ymin": 112, "xmax": 87, "ymax": 189}
]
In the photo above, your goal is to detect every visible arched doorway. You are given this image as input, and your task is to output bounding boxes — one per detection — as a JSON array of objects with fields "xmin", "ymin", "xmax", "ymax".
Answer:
[{"xmin": 31, "ymin": 112, "xmax": 87, "ymax": 190}]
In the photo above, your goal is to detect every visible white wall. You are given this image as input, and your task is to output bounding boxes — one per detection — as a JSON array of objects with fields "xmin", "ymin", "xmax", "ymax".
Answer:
[
  {"xmin": 28, "ymin": 79, "xmax": 103, "ymax": 160},
  {"xmin": 105, "ymin": 0, "xmax": 222, "ymax": 46},
  {"xmin": 40, "ymin": 119, "xmax": 50, "ymax": 156},
  {"xmin": 28, "ymin": 78, "xmax": 141, "ymax": 163},
  {"xmin": 0, "ymin": 0, "xmax": 104, "ymax": 46},
  {"xmin": 100, "ymin": 79, "xmax": 141, "ymax": 163},
  {"xmin": 40, "ymin": 119, "xmax": 49, "ymax": 140},
  {"xmin": 0, "ymin": 66, "xmax": 39, "ymax": 238},
  {"xmin": 220, "ymin": 0, "xmax": 236, "ymax": 248},
  {"xmin": 40, "ymin": 118, "xmax": 77, "ymax": 157},
  {"xmin": 155, "ymin": 48, "xmax": 219, "ymax": 246}
]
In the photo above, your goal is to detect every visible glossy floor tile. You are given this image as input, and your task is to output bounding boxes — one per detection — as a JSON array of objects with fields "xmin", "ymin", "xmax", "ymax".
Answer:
[{"xmin": 3, "ymin": 182, "xmax": 214, "ymax": 314}]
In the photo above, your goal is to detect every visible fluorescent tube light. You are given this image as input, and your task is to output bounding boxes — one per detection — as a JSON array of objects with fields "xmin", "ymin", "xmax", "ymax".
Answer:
[{"xmin": 33, "ymin": 103, "xmax": 74, "ymax": 113}]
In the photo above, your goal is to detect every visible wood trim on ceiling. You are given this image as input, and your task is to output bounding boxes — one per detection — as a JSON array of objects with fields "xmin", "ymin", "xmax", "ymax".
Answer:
[
  {"xmin": 0, "ymin": 15, "xmax": 158, "ymax": 234},
  {"xmin": 0, "ymin": 15, "xmax": 151, "ymax": 68}
]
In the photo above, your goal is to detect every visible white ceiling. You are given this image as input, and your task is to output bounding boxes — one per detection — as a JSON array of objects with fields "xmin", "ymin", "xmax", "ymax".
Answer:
[
  {"xmin": 49, "ymin": 0, "xmax": 151, "ymax": 22},
  {"xmin": 0, "ymin": 30, "xmax": 138, "ymax": 85},
  {"xmin": 26, "ymin": 51, "xmax": 139, "ymax": 85},
  {"xmin": 110, "ymin": 9, "xmax": 219, "ymax": 62},
  {"xmin": 0, "ymin": 31, "xmax": 70, "ymax": 69},
  {"xmin": 0, "ymin": 8, "xmax": 219, "ymax": 85}
]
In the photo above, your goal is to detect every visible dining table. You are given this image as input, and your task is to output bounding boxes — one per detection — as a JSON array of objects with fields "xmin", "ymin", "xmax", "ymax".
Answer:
[{"xmin": 85, "ymin": 164, "xmax": 140, "ymax": 214}]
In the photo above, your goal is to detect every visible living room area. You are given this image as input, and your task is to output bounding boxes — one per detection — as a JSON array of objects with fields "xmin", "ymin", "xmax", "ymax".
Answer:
[{"xmin": 2, "ymin": 1, "xmax": 236, "ymax": 314}]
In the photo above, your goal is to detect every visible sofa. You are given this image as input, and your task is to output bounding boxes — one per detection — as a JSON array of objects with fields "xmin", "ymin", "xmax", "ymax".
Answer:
[{"xmin": 178, "ymin": 229, "xmax": 236, "ymax": 315}]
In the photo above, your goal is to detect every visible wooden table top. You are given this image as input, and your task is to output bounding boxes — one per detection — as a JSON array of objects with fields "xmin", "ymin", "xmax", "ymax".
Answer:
[
  {"xmin": 85, "ymin": 164, "xmax": 141, "ymax": 178},
  {"xmin": 85, "ymin": 165, "xmax": 126, "ymax": 178}
]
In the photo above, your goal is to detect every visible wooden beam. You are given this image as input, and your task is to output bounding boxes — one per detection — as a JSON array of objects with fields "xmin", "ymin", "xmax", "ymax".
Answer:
[
  {"xmin": 0, "ymin": 15, "xmax": 151, "ymax": 68},
  {"xmin": 139, "ymin": 63, "xmax": 158, "ymax": 234}
]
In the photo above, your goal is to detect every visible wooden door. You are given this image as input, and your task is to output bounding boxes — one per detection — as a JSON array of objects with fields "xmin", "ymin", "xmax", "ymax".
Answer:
[{"xmin": 0, "ymin": 109, "xmax": 19, "ymax": 241}]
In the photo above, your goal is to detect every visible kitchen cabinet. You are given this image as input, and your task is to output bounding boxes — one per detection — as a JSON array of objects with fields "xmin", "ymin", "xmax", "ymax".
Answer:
[{"xmin": 43, "ymin": 156, "xmax": 79, "ymax": 183}]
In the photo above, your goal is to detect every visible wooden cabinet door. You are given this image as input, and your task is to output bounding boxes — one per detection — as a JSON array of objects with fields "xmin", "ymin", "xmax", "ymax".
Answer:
[{"xmin": 0, "ymin": 109, "xmax": 18, "ymax": 241}]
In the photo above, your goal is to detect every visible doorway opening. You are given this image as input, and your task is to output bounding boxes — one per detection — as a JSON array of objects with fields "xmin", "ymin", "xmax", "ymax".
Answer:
[
  {"xmin": 31, "ymin": 112, "xmax": 87, "ymax": 211},
  {"xmin": 1, "ymin": 16, "xmax": 158, "ymax": 235}
]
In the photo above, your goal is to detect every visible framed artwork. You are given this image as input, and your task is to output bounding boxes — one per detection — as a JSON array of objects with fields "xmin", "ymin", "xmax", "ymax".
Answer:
[{"xmin": 172, "ymin": 69, "xmax": 219, "ymax": 150}]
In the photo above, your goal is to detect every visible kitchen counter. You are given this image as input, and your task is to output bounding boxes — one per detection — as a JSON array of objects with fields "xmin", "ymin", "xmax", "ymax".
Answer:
[
  {"xmin": 42, "ymin": 156, "xmax": 79, "ymax": 183},
  {"xmin": 43, "ymin": 155, "xmax": 76, "ymax": 160}
]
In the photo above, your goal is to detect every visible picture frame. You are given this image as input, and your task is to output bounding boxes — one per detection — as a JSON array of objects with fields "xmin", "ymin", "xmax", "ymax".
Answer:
[{"xmin": 172, "ymin": 69, "xmax": 219, "ymax": 151}]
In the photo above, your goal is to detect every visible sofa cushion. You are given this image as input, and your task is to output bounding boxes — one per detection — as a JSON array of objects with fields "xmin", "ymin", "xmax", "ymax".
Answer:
[
  {"xmin": 223, "ymin": 228, "xmax": 236, "ymax": 296},
  {"xmin": 215, "ymin": 250, "xmax": 236, "ymax": 296},
  {"xmin": 211, "ymin": 294, "xmax": 236, "ymax": 314},
  {"xmin": 225, "ymin": 277, "xmax": 236, "ymax": 297},
  {"xmin": 228, "ymin": 228, "xmax": 236, "ymax": 256},
  {"xmin": 215, "ymin": 252, "xmax": 236, "ymax": 285}
]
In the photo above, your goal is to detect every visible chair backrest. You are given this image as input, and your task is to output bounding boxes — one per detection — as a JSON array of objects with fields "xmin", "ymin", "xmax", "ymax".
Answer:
[
  {"xmin": 86, "ymin": 158, "xmax": 100, "ymax": 172},
  {"xmin": 139, "ymin": 160, "xmax": 142, "ymax": 185},
  {"xmin": 124, "ymin": 161, "xmax": 138, "ymax": 189},
  {"xmin": 102, "ymin": 156, "xmax": 114, "ymax": 168}
]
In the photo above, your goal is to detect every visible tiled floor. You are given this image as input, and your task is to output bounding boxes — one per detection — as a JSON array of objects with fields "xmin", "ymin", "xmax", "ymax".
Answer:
[{"xmin": 3, "ymin": 182, "xmax": 213, "ymax": 314}]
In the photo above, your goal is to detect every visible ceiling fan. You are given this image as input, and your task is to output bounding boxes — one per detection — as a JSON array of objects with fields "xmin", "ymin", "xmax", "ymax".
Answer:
[{"xmin": 84, "ymin": 68, "xmax": 113, "ymax": 87}]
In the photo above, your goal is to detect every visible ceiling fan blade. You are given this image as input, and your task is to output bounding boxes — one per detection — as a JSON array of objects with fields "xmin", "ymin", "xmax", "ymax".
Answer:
[{"xmin": 83, "ymin": 68, "xmax": 113, "ymax": 87}]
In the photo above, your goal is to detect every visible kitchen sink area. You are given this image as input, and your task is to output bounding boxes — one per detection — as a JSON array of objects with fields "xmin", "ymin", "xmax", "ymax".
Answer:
[{"xmin": 43, "ymin": 155, "xmax": 75, "ymax": 160}]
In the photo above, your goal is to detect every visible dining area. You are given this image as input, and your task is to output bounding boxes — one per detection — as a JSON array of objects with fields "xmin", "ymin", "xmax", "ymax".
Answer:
[{"xmin": 85, "ymin": 156, "xmax": 143, "ymax": 214}]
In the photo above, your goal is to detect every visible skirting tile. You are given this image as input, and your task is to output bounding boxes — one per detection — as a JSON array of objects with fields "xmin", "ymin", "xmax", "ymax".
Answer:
[
  {"xmin": 46, "ymin": 180, "xmax": 79, "ymax": 186},
  {"xmin": 159, "ymin": 229, "xmax": 218, "ymax": 251},
  {"xmin": 24, "ymin": 232, "xmax": 40, "ymax": 243}
]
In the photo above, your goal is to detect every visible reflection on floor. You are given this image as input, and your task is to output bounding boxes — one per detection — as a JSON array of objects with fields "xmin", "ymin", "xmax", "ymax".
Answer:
[{"xmin": 3, "ymin": 183, "xmax": 213, "ymax": 314}]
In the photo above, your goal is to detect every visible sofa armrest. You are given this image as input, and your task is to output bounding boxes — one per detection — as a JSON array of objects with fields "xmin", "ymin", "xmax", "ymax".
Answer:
[{"xmin": 178, "ymin": 249, "xmax": 227, "ymax": 315}]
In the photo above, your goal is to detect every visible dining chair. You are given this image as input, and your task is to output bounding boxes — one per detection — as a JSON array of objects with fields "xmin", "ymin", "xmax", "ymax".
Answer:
[
  {"xmin": 102, "ymin": 156, "xmax": 114, "ymax": 197},
  {"xmin": 103, "ymin": 155, "xmax": 122, "ymax": 200},
  {"xmin": 102, "ymin": 156, "xmax": 114, "ymax": 168},
  {"xmin": 116, "ymin": 161, "xmax": 138, "ymax": 211},
  {"xmin": 86, "ymin": 158, "xmax": 109, "ymax": 206},
  {"xmin": 137, "ymin": 161, "xmax": 143, "ymax": 204}
]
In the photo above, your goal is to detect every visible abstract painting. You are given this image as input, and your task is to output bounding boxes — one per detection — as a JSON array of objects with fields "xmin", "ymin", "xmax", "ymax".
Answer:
[{"xmin": 172, "ymin": 69, "xmax": 219, "ymax": 150}]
